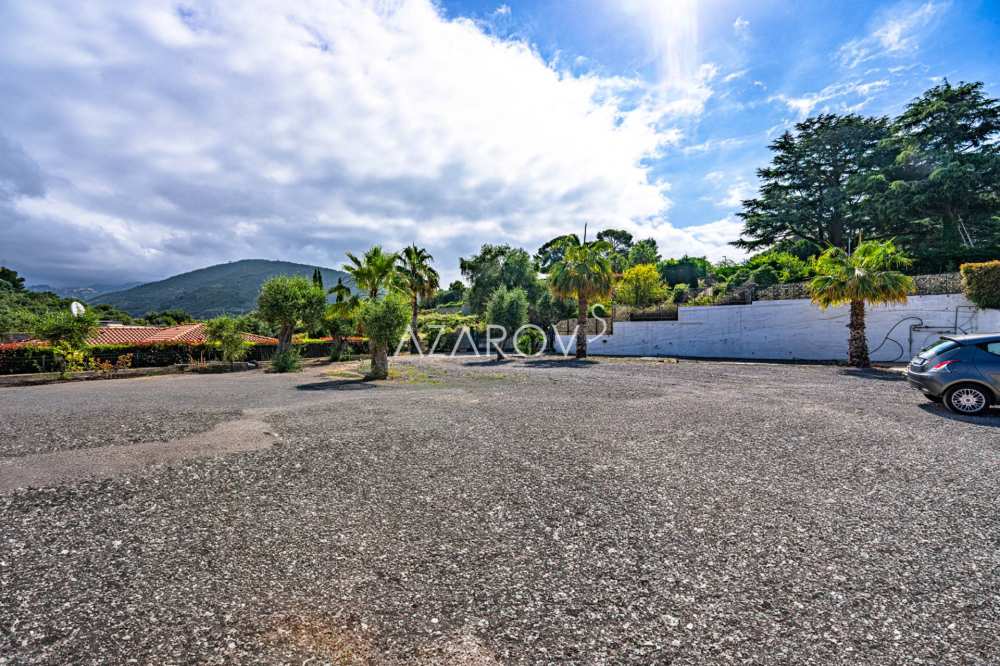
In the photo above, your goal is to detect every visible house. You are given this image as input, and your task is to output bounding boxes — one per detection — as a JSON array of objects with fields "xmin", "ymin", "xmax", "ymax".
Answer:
[{"xmin": 8, "ymin": 323, "xmax": 278, "ymax": 348}]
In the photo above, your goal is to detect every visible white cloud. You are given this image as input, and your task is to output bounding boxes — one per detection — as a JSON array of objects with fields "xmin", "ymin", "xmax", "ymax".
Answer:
[
  {"xmin": 723, "ymin": 69, "xmax": 748, "ymax": 83},
  {"xmin": 770, "ymin": 79, "xmax": 890, "ymax": 118},
  {"xmin": 0, "ymin": 0, "xmax": 744, "ymax": 286},
  {"xmin": 733, "ymin": 17, "xmax": 750, "ymax": 38},
  {"xmin": 716, "ymin": 180, "xmax": 756, "ymax": 209},
  {"xmin": 838, "ymin": 1, "xmax": 947, "ymax": 68},
  {"xmin": 612, "ymin": 0, "xmax": 717, "ymax": 117},
  {"xmin": 493, "ymin": 4, "xmax": 511, "ymax": 16},
  {"xmin": 681, "ymin": 136, "xmax": 746, "ymax": 155}
]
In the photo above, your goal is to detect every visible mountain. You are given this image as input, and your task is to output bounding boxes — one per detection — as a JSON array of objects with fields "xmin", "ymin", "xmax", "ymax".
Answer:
[
  {"xmin": 27, "ymin": 282, "xmax": 142, "ymax": 300},
  {"xmin": 94, "ymin": 260, "xmax": 353, "ymax": 318}
]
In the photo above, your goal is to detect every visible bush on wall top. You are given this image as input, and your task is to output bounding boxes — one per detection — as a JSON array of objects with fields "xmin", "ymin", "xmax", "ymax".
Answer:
[{"xmin": 960, "ymin": 261, "xmax": 1000, "ymax": 309}]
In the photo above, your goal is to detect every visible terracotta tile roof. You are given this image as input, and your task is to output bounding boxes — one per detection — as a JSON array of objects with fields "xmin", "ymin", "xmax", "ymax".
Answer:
[
  {"xmin": 89, "ymin": 326, "xmax": 164, "ymax": 346},
  {"xmin": 6, "ymin": 324, "xmax": 278, "ymax": 348},
  {"xmin": 143, "ymin": 323, "xmax": 204, "ymax": 343}
]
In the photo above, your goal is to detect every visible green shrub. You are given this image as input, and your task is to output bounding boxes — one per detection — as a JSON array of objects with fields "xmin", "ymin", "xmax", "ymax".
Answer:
[
  {"xmin": 31, "ymin": 308, "xmax": 98, "ymax": 348},
  {"xmin": 515, "ymin": 327, "xmax": 545, "ymax": 354},
  {"xmin": 359, "ymin": 293, "xmax": 409, "ymax": 378},
  {"xmin": 749, "ymin": 265, "xmax": 780, "ymax": 287},
  {"xmin": 486, "ymin": 286, "xmax": 528, "ymax": 342},
  {"xmin": 961, "ymin": 261, "xmax": 1000, "ymax": 309},
  {"xmin": 271, "ymin": 347, "xmax": 303, "ymax": 373},
  {"xmin": 204, "ymin": 315, "xmax": 249, "ymax": 363},
  {"xmin": 416, "ymin": 312, "xmax": 483, "ymax": 352}
]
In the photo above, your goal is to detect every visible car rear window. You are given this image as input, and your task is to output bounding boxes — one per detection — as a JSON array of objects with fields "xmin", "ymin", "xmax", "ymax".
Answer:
[
  {"xmin": 981, "ymin": 342, "xmax": 1000, "ymax": 357},
  {"xmin": 919, "ymin": 339, "xmax": 960, "ymax": 358}
]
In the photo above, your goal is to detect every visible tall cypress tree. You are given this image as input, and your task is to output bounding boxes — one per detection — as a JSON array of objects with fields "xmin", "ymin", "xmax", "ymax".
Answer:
[{"xmin": 733, "ymin": 114, "xmax": 892, "ymax": 252}]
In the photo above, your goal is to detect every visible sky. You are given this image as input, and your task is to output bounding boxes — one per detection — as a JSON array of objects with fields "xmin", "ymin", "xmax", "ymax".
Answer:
[{"xmin": 1, "ymin": 0, "xmax": 998, "ymax": 287}]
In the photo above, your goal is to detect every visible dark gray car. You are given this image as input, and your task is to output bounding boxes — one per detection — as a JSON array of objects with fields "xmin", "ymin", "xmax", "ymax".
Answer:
[{"xmin": 906, "ymin": 333, "xmax": 1000, "ymax": 415}]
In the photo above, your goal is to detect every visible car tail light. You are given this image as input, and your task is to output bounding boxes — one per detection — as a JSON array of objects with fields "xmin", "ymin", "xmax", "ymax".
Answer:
[{"xmin": 930, "ymin": 360, "xmax": 959, "ymax": 372}]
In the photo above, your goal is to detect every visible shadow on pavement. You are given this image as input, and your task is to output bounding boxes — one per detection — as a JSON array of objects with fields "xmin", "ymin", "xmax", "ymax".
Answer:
[
  {"xmin": 839, "ymin": 368, "xmax": 906, "ymax": 382},
  {"xmin": 296, "ymin": 379, "xmax": 375, "ymax": 392},
  {"xmin": 917, "ymin": 402, "xmax": 1000, "ymax": 426},
  {"xmin": 460, "ymin": 357, "xmax": 514, "ymax": 366},
  {"xmin": 523, "ymin": 357, "xmax": 600, "ymax": 368}
]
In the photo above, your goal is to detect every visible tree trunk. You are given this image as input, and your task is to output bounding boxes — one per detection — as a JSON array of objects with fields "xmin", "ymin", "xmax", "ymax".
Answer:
[
  {"xmin": 411, "ymin": 297, "xmax": 422, "ymax": 354},
  {"xmin": 277, "ymin": 325, "xmax": 293, "ymax": 354},
  {"xmin": 369, "ymin": 344, "xmax": 389, "ymax": 379},
  {"xmin": 848, "ymin": 299, "xmax": 870, "ymax": 367},
  {"xmin": 576, "ymin": 295, "xmax": 588, "ymax": 359}
]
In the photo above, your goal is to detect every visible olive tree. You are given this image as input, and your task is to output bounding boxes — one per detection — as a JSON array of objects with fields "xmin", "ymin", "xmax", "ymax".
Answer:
[
  {"xmin": 257, "ymin": 276, "xmax": 326, "ymax": 353},
  {"xmin": 204, "ymin": 315, "xmax": 248, "ymax": 364},
  {"xmin": 359, "ymin": 292, "xmax": 409, "ymax": 379},
  {"xmin": 485, "ymin": 285, "xmax": 528, "ymax": 359}
]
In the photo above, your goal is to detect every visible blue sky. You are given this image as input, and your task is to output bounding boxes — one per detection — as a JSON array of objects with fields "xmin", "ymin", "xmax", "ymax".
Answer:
[
  {"xmin": 1, "ymin": 0, "xmax": 997, "ymax": 286},
  {"xmin": 441, "ymin": 0, "xmax": 999, "ymax": 251}
]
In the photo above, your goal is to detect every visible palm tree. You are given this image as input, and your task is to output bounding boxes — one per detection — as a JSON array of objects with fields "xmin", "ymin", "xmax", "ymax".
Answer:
[
  {"xmin": 548, "ymin": 238, "xmax": 614, "ymax": 359},
  {"xmin": 343, "ymin": 246, "xmax": 398, "ymax": 299},
  {"xmin": 396, "ymin": 245, "xmax": 440, "ymax": 353},
  {"xmin": 326, "ymin": 277, "xmax": 360, "ymax": 359},
  {"xmin": 809, "ymin": 240, "xmax": 914, "ymax": 367}
]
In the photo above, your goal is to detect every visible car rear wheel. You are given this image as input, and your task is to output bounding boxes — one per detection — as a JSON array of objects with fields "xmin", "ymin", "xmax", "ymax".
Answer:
[{"xmin": 944, "ymin": 383, "xmax": 992, "ymax": 416}]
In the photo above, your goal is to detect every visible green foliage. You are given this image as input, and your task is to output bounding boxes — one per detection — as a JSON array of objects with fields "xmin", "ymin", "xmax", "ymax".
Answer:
[
  {"xmin": 809, "ymin": 241, "xmax": 915, "ymax": 308},
  {"xmin": 204, "ymin": 316, "xmax": 249, "ymax": 363},
  {"xmin": 312, "ymin": 267, "xmax": 324, "ymax": 289},
  {"xmin": 396, "ymin": 245, "xmax": 440, "ymax": 335},
  {"xmin": 344, "ymin": 246, "xmax": 398, "ymax": 299},
  {"xmin": 417, "ymin": 312, "xmax": 483, "ymax": 351},
  {"xmin": 257, "ymin": 276, "xmax": 327, "ymax": 350},
  {"xmin": 233, "ymin": 311, "xmax": 275, "ymax": 337},
  {"xmin": 627, "ymin": 238, "xmax": 660, "ymax": 267},
  {"xmin": 746, "ymin": 251, "xmax": 814, "ymax": 283},
  {"xmin": 0, "ymin": 267, "xmax": 26, "ymax": 291},
  {"xmin": 528, "ymin": 288, "xmax": 576, "ymax": 333},
  {"xmin": 657, "ymin": 256, "xmax": 710, "ymax": 286},
  {"xmin": 596, "ymin": 229, "xmax": 634, "ymax": 272},
  {"xmin": 97, "ymin": 259, "xmax": 350, "ymax": 318},
  {"xmin": 431, "ymin": 280, "xmax": 466, "ymax": 308},
  {"xmin": 141, "ymin": 308, "xmax": 194, "ymax": 326},
  {"xmin": 735, "ymin": 82, "xmax": 1000, "ymax": 273},
  {"xmin": 617, "ymin": 264, "xmax": 667, "ymax": 307},
  {"xmin": 874, "ymin": 81, "xmax": 1000, "ymax": 271},
  {"xmin": 596, "ymin": 229, "xmax": 634, "ymax": 255},
  {"xmin": 485, "ymin": 286, "xmax": 529, "ymax": 338},
  {"xmin": 270, "ymin": 348, "xmax": 303, "ymax": 373},
  {"xmin": 359, "ymin": 292, "xmax": 410, "ymax": 348},
  {"xmin": 535, "ymin": 234, "xmax": 580, "ymax": 273},
  {"xmin": 53, "ymin": 343, "xmax": 90, "ymax": 376},
  {"xmin": 548, "ymin": 239, "xmax": 614, "ymax": 303},
  {"xmin": 31, "ymin": 308, "xmax": 99, "ymax": 347},
  {"xmin": 960, "ymin": 261, "xmax": 1000, "ymax": 309},
  {"xmin": 515, "ymin": 326, "xmax": 545, "ymax": 355},
  {"xmin": 460, "ymin": 244, "xmax": 543, "ymax": 313},
  {"xmin": 735, "ymin": 113, "xmax": 892, "ymax": 252}
]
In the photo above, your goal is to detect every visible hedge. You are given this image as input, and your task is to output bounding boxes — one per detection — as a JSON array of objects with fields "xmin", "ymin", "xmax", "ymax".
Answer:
[
  {"xmin": 960, "ymin": 261, "xmax": 1000, "ymax": 309},
  {"xmin": 0, "ymin": 338, "xmax": 374, "ymax": 375}
]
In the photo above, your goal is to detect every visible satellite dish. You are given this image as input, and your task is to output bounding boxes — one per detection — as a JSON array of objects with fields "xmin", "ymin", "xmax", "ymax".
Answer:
[{"xmin": 70, "ymin": 302, "xmax": 86, "ymax": 318}]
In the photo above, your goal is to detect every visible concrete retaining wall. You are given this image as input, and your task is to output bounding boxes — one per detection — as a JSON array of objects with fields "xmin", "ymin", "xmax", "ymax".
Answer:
[{"xmin": 555, "ymin": 294, "xmax": 1000, "ymax": 362}]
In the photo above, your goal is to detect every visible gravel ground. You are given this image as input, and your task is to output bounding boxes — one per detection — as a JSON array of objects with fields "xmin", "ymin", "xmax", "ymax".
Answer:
[{"xmin": 1, "ymin": 357, "xmax": 999, "ymax": 664}]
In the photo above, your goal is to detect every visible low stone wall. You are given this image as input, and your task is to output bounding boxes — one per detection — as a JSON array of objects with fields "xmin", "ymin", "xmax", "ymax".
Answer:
[{"xmin": 753, "ymin": 272, "xmax": 963, "ymax": 301}]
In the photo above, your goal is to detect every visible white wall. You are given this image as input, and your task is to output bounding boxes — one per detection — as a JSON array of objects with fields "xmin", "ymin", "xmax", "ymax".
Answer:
[{"xmin": 555, "ymin": 294, "xmax": 1000, "ymax": 362}]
